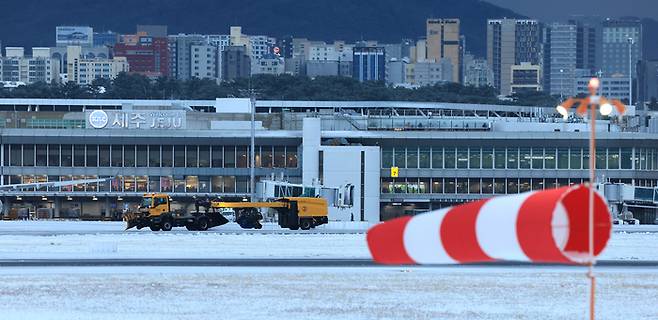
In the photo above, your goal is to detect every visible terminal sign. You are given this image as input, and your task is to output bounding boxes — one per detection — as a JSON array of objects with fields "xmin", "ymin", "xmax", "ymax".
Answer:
[
  {"xmin": 390, "ymin": 166, "xmax": 399, "ymax": 178},
  {"xmin": 86, "ymin": 110, "xmax": 186, "ymax": 130}
]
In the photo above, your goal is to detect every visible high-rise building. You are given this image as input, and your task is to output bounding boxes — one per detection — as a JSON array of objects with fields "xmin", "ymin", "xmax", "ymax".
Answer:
[
  {"xmin": 65, "ymin": 46, "xmax": 129, "ymax": 85},
  {"xmin": 0, "ymin": 47, "xmax": 60, "ymax": 84},
  {"xmin": 544, "ymin": 20, "xmax": 598, "ymax": 97},
  {"xmin": 426, "ymin": 18, "xmax": 460, "ymax": 83},
  {"xmin": 221, "ymin": 46, "xmax": 250, "ymax": 81},
  {"xmin": 204, "ymin": 34, "xmax": 230, "ymax": 79},
  {"xmin": 303, "ymin": 41, "xmax": 353, "ymax": 77},
  {"xmin": 574, "ymin": 20, "xmax": 598, "ymax": 73},
  {"xmin": 277, "ymin": 35, "xmax": 294, "ymax": 59},
  {"xmin": 405, "ymin": 59, "xmax": 453, "ymax": 87},
  {"xmin": 114, "ymin": 33, "xmax": 169, "ymax": 78},
  {"xmin": 190, "ymin": 44, "xmax": 218, "ymax": 79},
  {"xmin": 168, "ymin": 34, "xmax": 206, "ymax": 80},
  {"xmin": 353, "ymin": 46, "xmax": 385, "ymax": 82},
  {"xmin": 576, "ymin": 75, "xmax": 630, "ymax": 101},
  {"xmin": 384, "ymin": 41, "xmax": 413, "ymax": 83},
  {"xmin": 226, "ymin": 26, "xmax": 276, "ymax": 75},
  {"xmin": 511, "ymin": 62, "xmax": 542, "ymax": 93},
  {"xmin": 412, "ymin": 39, "xmax": 428, "ymax": 63},
  {"xmin": 252, "ymin": 53, "xmax": 284, "ymax": 75},
  {"xmin": 49, "ymin": 46, "xmax": 110, "ymax": 75},
  {"xmin": 487, "ymin": 19, "xmax": 541, "ymax": 95},
  {"xmin": 638, "ymin": 60, "xmax": 658, "ymax": 106},
  {"xmin": 548, "ymin": 23, "xmax": 578, "ymax": 97},
  {"xmin": 601, "ymin": 18, "xmax": 642, "ymax": 79},
  {"xmin": 386, "ymin": 58, "xmax": 409, "ymax": 86},
  {"xmin": 463, "ymin": 53, "xmax": 493, "ymax": 88},
  {"xmin": 249, "ymin": 35, "xmax": 276, "ymax": 61}
]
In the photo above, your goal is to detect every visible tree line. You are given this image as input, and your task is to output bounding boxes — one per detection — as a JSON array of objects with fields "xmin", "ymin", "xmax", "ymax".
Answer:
[{"xmin": 0, "ymin": 73, "xmax": 560, "ymax": 107}]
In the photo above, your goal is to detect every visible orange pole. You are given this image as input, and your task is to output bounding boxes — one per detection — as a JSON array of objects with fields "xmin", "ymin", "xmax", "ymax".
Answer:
[{"xmin": 588, "ymin": 103, "xmax": 596, "ymax": 320}]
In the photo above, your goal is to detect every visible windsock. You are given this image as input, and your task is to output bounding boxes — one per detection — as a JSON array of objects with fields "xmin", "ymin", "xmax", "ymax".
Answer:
[{"xmin": 367, "ymin": 185, "xmax": 611, "ymax": 265}]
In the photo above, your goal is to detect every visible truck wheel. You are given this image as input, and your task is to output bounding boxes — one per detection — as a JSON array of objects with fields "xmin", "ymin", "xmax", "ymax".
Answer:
[
  {"xmin": 197, "ymin": 218, "xmax": 209, "ymax": 231},
  {"xmin": 149, "ymin": 225, "xmax": 161, "ymax": 231},
  {"xmin": 161, "ymin": 220, "xmax": 173, "ymax": 231},
  {"xmin": 300, "ymin": 219, "xmax": 313, "ymax": 230},
  {"xmin": 185, "ymin": 224, "xmax": 197, "ymax": 231}
]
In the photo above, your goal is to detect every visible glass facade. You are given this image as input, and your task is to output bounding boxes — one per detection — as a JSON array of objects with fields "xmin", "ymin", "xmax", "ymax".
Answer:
[
  {"xmin": 381, "ymin": 177, "xmax": 652, "ymax": 194},
  {"xmin": 1, "ymin": 144, "xmax": 298, "ymax": 169},
  {"xmin": 380, "ymin": 146, "xmax": 652, "ymax": 171}
]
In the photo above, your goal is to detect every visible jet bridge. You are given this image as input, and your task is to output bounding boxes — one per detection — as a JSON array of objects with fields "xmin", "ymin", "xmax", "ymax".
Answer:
[
  {"xmin": 255, "ymin": 180, "xmax": 354, "ymax": 209},
  {"xmin": 600, "ymin": 183, "xmax": 658, "ymax": 224}
]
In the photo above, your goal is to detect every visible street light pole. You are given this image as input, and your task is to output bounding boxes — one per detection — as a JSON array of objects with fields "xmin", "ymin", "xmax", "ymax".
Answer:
[
  {"xmin": 560, "ymin": 69, "xmax": 564, "ymax": 100},
  {"xmin": 250, "ymin": 93, "xmax": 256, "ymax": 201},
  {"xmin": 628, "ymin": 37, "xmax": 634, "ymax": 106}
]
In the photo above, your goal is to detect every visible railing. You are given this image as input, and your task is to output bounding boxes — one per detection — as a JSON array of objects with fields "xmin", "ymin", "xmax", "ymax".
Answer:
[{"xmin": 366, "ymin": 117, "xmax": 492, "ymax": 131}]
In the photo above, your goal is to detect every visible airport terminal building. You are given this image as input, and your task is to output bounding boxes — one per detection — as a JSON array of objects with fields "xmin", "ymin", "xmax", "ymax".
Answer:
[{"xmin": 1, "ymin": 98, "xmax": 657, "ymax": 223}]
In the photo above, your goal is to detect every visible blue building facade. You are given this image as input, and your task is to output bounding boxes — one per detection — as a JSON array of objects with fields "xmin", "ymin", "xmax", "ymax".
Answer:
[{"xmin": 352, "ymin": 46, "xmax": 385, "ymax": 82}]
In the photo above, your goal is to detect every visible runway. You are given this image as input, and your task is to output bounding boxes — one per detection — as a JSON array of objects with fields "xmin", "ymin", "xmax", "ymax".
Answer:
[
  {"xmin": 0, "ymin": 221, "xmax": 658, "ymax": 237},
  {"xmin": 2, "ymin": 258, "xmax": 657, "ymax": 268}
]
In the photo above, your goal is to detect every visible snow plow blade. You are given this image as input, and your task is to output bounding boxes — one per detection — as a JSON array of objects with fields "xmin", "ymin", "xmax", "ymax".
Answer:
[
  {"xmin": 215, "ymin": 213, "xmax": 230, "ymax": 227},
  {"xmin": 124, "ymin": 213, "xmax": 138, "ymax": 230}
]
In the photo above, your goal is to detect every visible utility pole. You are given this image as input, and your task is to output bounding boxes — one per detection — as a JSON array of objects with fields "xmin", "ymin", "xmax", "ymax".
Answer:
[{"xmin": 239, "ymin": 86, "xmax": 260, "ymax": 201}]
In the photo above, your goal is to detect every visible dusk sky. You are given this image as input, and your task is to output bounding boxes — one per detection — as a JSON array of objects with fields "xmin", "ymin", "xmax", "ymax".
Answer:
[{"xmin": 486, "ymin": 0, "xmax": 658, "ymax": 21}]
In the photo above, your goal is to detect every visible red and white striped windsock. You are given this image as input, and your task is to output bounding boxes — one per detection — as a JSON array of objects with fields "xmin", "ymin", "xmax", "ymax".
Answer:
[{"xmin": 367, "ymin": 185, "xmax": 612, "ymax": 265}]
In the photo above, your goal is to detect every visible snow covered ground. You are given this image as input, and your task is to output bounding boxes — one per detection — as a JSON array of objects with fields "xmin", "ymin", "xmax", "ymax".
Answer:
[
  {"xmin": 0, "ymin": 220, "xmax": 373, "ymax": 234},
  {"xmin": 0, "ymin": 220, "xmax": 655, "ymax": 234},
  {"xmin": 0, "ymin": 221, "xmax": 657, "ymax": 319},
  {"xmin": 0, "ymin": 266, "xmax": 656, "ymax": 320},
  {"xmin": 0, "ymin": 222, "xmax": 656, "ymax": 260}
]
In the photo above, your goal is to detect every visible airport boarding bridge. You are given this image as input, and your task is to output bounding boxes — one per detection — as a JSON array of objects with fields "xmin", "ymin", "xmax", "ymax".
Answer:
[
  {"xmin": 600, "ymin": 183, "xmax": 658, "ymax": 224},
  {"xmin": 255, "ymin": 180, "xmax": 354, "ymax": 209}
]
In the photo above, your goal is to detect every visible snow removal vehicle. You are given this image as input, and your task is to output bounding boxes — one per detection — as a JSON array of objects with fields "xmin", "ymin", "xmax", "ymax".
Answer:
[{"xmin": 124, "ymin": 193, "xmax": 329, "ymax": 231}]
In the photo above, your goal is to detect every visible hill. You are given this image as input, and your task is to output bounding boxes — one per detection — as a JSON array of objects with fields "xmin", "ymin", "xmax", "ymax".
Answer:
[{"xmin": 0, "ymin": 0, "xmax": 522, "ymax": 57}]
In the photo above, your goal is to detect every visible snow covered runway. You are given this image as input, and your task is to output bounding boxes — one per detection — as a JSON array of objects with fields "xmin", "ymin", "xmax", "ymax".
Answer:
[{"xmin": 1, "ymin": 266, "xmax": 656, "ymax": 320}]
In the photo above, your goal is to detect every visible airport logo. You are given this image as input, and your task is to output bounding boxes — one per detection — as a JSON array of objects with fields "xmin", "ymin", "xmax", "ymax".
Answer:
[{"xmin": 88, "ymin": 110, "xmax": 109, "ymax": 129}]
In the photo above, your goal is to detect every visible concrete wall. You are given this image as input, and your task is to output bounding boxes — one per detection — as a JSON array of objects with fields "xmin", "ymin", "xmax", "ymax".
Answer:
[
  {"xmin": 301, "ymin": 117, "xmax": 380, "ymax": 222},
  {"xmin": 302, "ymin": 118, "xmax": 321, "ymax": 186}
]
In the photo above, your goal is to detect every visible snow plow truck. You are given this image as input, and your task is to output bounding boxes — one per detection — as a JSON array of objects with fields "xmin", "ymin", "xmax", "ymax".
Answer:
[{"xmin": 124, "ymin": 193, "xmax": 329, "ymax": 231}]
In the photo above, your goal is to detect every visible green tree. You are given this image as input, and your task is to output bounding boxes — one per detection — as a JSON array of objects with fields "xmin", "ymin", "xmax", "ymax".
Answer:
[{"xmin": 107, "ymin": 73, "xmax": 157, "ymax": 99}]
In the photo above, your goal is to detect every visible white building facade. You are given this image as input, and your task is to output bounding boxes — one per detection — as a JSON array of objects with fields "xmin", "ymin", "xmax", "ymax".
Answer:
[{"xmin": 0, "ymin": 47, "xmax": 60, "ymax": 85}]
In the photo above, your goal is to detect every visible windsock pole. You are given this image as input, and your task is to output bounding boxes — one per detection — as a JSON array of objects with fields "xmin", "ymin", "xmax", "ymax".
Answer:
[
  {"xmin": 556, "ymin": 77, "xmax": 626, "ymax": 320},
  {"xmin": 588, "ymin": 103, "xmax": 596, "ymax": 320}
]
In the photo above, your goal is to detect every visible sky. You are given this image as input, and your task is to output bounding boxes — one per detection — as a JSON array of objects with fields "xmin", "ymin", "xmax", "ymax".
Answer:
[{"xmin": 486, "ymin": 0, "xmax": 658, "ymax": 21}]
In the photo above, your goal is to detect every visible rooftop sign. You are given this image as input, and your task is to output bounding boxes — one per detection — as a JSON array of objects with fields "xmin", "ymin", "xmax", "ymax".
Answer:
[{"xmin": 86, "ymin": 110, "xmax": 186, "ymax": 130}]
